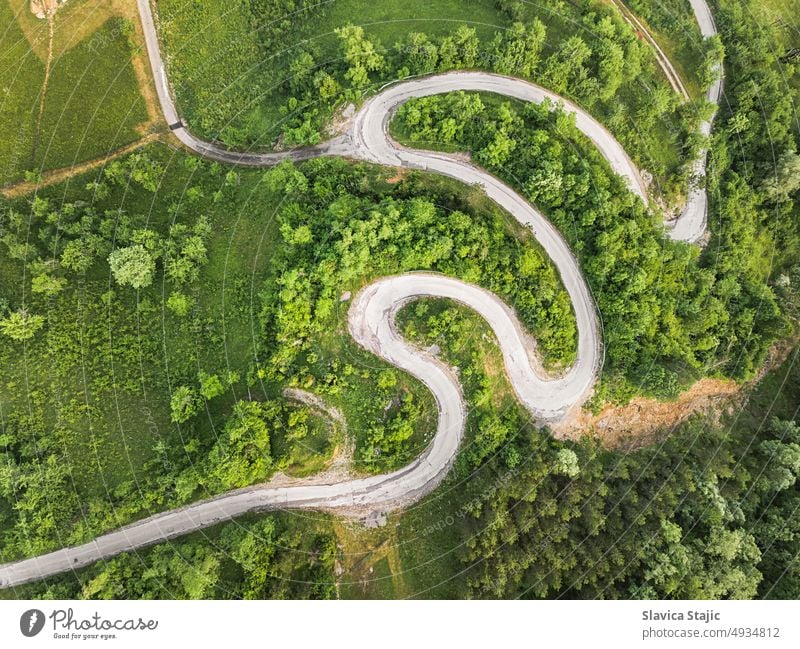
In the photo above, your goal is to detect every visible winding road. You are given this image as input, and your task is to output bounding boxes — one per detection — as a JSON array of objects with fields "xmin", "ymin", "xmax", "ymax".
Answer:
[{"xmin": 0, "ymin": 0, "xmax": 720, "ymax": 588}]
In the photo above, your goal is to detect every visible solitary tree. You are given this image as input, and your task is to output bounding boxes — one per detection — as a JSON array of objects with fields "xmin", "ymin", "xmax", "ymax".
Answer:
[
  {"xmin": 108, "ymin": 244, "xmax": 155, "ymax": 289},
  {"xmin": 170, "ymin": 385, "xmax": 200, "ymax": 424}
]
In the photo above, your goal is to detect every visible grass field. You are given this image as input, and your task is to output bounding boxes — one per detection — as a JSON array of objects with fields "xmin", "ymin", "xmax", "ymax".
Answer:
[
  {"xmin": 625, "ymin": 0, "xmax": 706, "ymax": 98},
  {"xmin": 155, "ymin": 0, "xmax": 691, "ymax": 187},
  {"xmin": 156, "ymin": 0, "xmax": 509, "ymax": 146},
  {"xmin": 17, "ymin": 314, "xmax": 799, "ymax": 599},
  {"xmin": 0, "ymin": 145, "xmax": 434, "ymax": 504},
  {"xmin": 0, "ymin": 2, "xmax": 148, "ymax": 186}
]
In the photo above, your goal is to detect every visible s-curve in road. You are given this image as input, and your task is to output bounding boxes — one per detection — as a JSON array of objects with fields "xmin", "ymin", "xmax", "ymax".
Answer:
[
  {"xmin": 136, "ymin": 0, "xmax": 718, "ymax": 244},
  {"xmin": 0, "ymin": 274, "xmax": 600, "ymax": 588},
  {"xmin": 350, "ymin": 71, "xmax": 648, "ymax": 202}
]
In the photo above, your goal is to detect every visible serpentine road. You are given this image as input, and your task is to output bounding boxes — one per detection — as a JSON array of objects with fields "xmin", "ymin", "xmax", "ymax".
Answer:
[{"xmin": 0, "ymin": 0, "xmax": 719, "ymax": 588}]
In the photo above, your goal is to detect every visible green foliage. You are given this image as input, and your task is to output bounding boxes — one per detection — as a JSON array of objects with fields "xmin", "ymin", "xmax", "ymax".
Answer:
[
  {"xmin": 22, "ymin": 516, "xmax": 336, "ymax": 600},
  {"xmin": 0, "ymin": 308, "xmax": 45, "ymax": 341},
  {"xmin": 164, "ymin": 216, "xmax": 211, "ymax": 285},
  {"xmin": 157, "ymin": 0, "xmax": 689, "ymax": 192},
  {"xmin": 488, "ymin": 20, "xmax": 546, "ymax": 78},
  {"xmin": 698, "ymin": 35, "xmax": 725, "ymax": 90},
  {"xmin": 170, "ymin": 385, "xmax": 200, "ymax": 424},
  {"xmin": 761, "ymin": 150, "xmax": 800, "ymax": 204},
  {"xmin": 0, "ymin": 147, "xmax": 522, "ymax": 563},
  {"xmin": 105, "ymin": 153, "xmax": 165, "ymax": 193},
  {"xmin": 198, "ymin": 371, "xmax": 225, "ymax": 400},
  {"xmin": 336, "ymin": 24, "xmax": 386, "ymax": 90},
  {"xmin": 392, "ymin": 90, "xmax": 782, "ymax": 396},
  {"xmin": 257, "ymin": 158, "xmax": 576, "ymax": 378},
  {"xmin": 166, "ymin": 291, "xmax": 192, "ymax": 316},
  {"xmin": 388, "ymin": 306, "xmax": 800, "ymax": 600},
  {"xmin": 30, "ymin": 273, "xmax": 66, "ymax": 296},
  {"xmin": 361, "ymin": 393, "xmax": 422, "ymax": 466},
  {"xmin": 627, "ymin": 0, "xmax": 707, "ymax": 96},
  {"xmin": 554, "ymin": 448, "xmax": 580, "ymax": 478},
  {"xmin": 207, "ymin": 400, "xmax": 274, "ymax": 489},
  {"xmin": 377, "ymin": 370, "xmax": 398, "ymax": 390},
  {"xmin": 108, "ymin": 245, "xmax": 156, "ymax": 290},
  {"xmin": 458, "ymin": 406, "xmax": 800, "ymax": 599},
  {"xmin": 397, "ymin": 299, "xmax": 522, "ymax": 467}
]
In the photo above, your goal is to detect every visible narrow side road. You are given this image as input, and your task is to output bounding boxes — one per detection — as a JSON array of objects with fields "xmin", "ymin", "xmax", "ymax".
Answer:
[{"xmin": 667, "ymin": 0, "xmax": 724, "ymax": 243}]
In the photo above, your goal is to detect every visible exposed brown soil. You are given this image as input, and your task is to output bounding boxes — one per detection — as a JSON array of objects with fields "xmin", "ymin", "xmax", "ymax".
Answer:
[
  {"xmin": 554, "ymin": 334, "xmax": 800, "ymax": 450},
  {"xmin": 385, "ymin": 168, "xmax": 408, "ymax": 184},
  {"xmin": 553, "ymin": 377, "xmax": 742, "ymax": 449},
  {"xmin": 29, "ymin": 0, "xmax": 62, "ymax": 20}
]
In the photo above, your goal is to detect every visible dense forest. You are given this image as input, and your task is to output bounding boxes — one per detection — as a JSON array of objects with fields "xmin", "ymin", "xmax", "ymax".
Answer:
[
  {"xmin": 393, "ymin": 302, "xmax": 800, "ymax": 598},
  {"xmin": 386, "ymin": 0, "xmax": 800, "ymax": 598},
  {"xmin": 7, "ymin": 316, "xmax": 800, "ymax": 600},
  {"xmin": 393, "ymin": 91, "xmax": 788, "ymax": 401}
]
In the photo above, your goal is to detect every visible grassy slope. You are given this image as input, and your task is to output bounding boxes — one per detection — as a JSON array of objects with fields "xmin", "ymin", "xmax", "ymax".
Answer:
[
  {"xmin": 22, "ymin": 304, "xmax": 799, "ymax": 599},
  {"xmin": 156, "ymin": 0, "xmax": 507, "ymax": 144},
  {"xmin": 35, "ymin": 19, "xmax": 148, "ymax": 174},
  {"xmin": 0, "ymin": 2, "xmax": 42, "ymax": 184},
  {"xmin": 624, "ymin": 0, "xmax": 705, "ymax": 98},
  {"xmin": 0, "ymin": 3, "xmax": 147, "ymax": 185}
]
